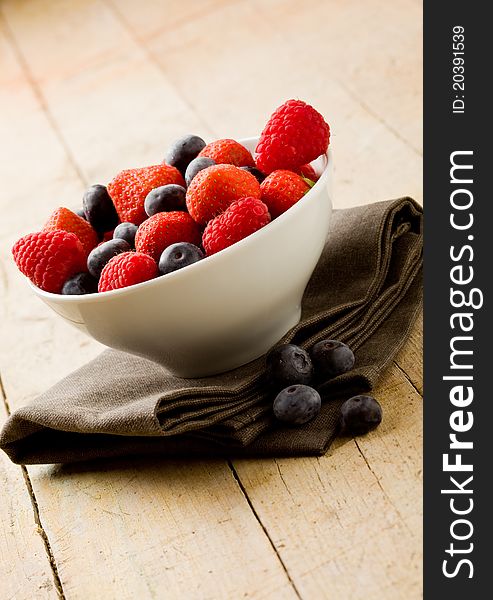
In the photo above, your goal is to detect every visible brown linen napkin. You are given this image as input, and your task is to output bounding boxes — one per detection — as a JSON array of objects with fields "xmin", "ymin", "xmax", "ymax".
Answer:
[{"xmin": 0, "ymin": 197, "xmax": 422, "ymax": 465}]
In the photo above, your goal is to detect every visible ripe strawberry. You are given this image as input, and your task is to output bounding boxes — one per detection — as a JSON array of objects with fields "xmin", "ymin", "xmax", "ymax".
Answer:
[
  {"xmin": 44, "ymin": 207, "xmax": 98, "ymax": 256},
  {"xmin": 198, "ymin": 139, "xmax": 255, "ymax": 167},
  {"xmin": 202, "ymin": 197, "xmax": 271, "ymax": 255},
  {"xmin": 297, "ymin": 163, "xmax": 319, "ymax": 182},
  {"xmin": 260, "ymin": 170, "xmax": 310, "ymax": 219},
  {"xmin": 98, "ymin": 252, "xmax": 158, "ymax": 292},
  {"xmin": 255, "ymin": 99, "xmax": 330, "ymax": 174},
  {"xmin": 186, "ymin": 164, "xmax": 261, "ymax": 225},
  {"xmin": 12, "ymin": 230, "xmax": 86, "ymax": 294},
  {"xmin": 135, "ymin": 211, "xmax": 202, "ymax": 261},
  {"xmin": 108, "ymin": 164, "xmax": 185, "ymax": 226}
]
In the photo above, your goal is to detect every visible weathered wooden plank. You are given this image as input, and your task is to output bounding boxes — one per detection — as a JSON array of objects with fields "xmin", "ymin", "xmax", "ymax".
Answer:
[
  {"xmin": 1, "ymin": 0, "xmax": 214, "ymax": 184},
  {"xmin": 0, "ymin": 26, "xmax": 62, "ymax": 598},
  {"xmin": 26, "ymin": 459, "xmax": 299, "ymax": 600},
  {"xmin": 0, "ymin": 11, "xmax": 103, "ymax": 401},
  {"xmin": 233, "ymin": 365, "xmax": 422, "ymax": 599},
  {"xmin": 0, "ymin": 400, "xmax": 59, "ymax": 600}
]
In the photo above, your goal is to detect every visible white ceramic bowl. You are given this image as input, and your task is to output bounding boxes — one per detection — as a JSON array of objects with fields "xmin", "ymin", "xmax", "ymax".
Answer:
[{"xmin": 31, "ymin": 138, "xmax": 333, "ymax": 377}]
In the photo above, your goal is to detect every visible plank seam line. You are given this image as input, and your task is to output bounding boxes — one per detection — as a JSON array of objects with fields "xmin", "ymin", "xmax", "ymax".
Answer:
[
  {"xmin": 335, "ymin": 77, "xmax": 423, "ymax": 158},
  {"xmin": 0, "ymin": 375, "xmax": 66, "ymax": 599},
  {"xmin": 0, "ymin": 11, "xmax": 88, "ymax": 186},
  {"xmin": 227, "ymin": 460, "xmax": 303, "ymax": 600},
  {"xmin": 393, "ymin": 361, "xmax": 422, "ymax": 397},
  {"xmin": 275, "ymin": 460, "xmax": 296, "ymax": 503},
  {"xmin": 107, "ymin": 0, "xmax": 227, "ymax": 47},
  {"xmin": 353, "ymin": 439, "xmax": 414, "ymax": 537},
  {"xmin": 21, "ymin": 466, "xmax": 67, "ymax": 600},
  {"xmin": 0, "ymin": 372, "xmax": 11, "ymax": 415},
  {"xmin": 104, "ymin": 0, "xmax": 216, "ymax": 138}
]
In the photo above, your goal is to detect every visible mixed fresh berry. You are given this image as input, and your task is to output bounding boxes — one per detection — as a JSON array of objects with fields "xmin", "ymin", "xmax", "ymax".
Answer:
[
  {"xmin": 144, "ymin": 184, "xmax": 187, "ymax": 216},
  {"xmin": 159, "ymin": 243, "xmax": 205, "ymax": 275},
  {"xmin": 135, "ymin": 211, "xmax": 201, "ymax": 262},
  {"xmin": 44, "ymin": 207, "xmax": 98, "ymax": 257},
  {"xmin": 260, "ymin": 170, "xmax": 311, "ymax": 219},
  {"xmin": 113, "ymin": 222, "xmax": 138, "ymax": 247},
  {"xmin": 12, "ymin": 230, "xmax": 86, "ymax": 294},
  {"xmin": 255, "ymin": 99, "xmax": 330, "ymax": 174},
  {"xmin": 273, "ymin": 384, "xmax": 322, "ymax": 425},
  {"xmin": 297, "ymin": 163, "xmax": 319, "ymax": 182},
  {"xmin": 340, "ymin": 395, "xmax": 383, "ymax": 435},
  {"xmin": 12, "ymin": 99, "xmax": 330, "ymax": 295},
  {"xmin": 198, "ymin": 139, "xmax": 255, "ymax": 167},
  {"xmin": 87, "ymin": 238, "xmax": 131, "ymax": 279},
  {"xmin": 185, "ymin": 163, "xmax": 261, "ymax": 225},
  {"xmin": 202, "ymin": 197, "xmax": 271, "ymax": 255},
  {"xmin": 266, "ymin": 344, "xmax": 314, "ymax": 390},
  {"xmin": 98, "ymin": 252, "xmax": 158, "ymax": 292},
  {"xmin": 185, "ymin": 157, "xmax": 216, "ymax": 187},
  {"xmin": 266, "ymin": 338, "xmax": 383, "ymax": 434},
  {"xmin": 311, "ymin": 339, "xmax": 355, "ymax": 380},
  {"xmin": 165, "ymin": 134, "xmax": 206, "ymax": 176},
  {"xmin": 108, "ymin": 164, "xmax": 185, "ymax": 225},
  {"xmin": 82, "ymin": 184, "xmax": 119, "ymax": 235},
  {"xmin": 62, "ymin": 272, "xmax": 98, "ymax": 295},
  {"xmin": 240, "ymin": 166, "xmax": 266, "ymax": 183}
]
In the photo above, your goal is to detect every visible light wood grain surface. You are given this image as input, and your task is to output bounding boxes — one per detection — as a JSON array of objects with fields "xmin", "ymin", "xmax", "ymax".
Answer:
[{"xmin": 0, "ymin": 0, "xmax": 423, "ymax": 598}]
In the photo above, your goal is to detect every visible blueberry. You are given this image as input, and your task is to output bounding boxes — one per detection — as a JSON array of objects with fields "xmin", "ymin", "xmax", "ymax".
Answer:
[
  {"xmin": 61, "ymin": 272, "xmax": 98, "ymax": 295},
  {"xmin": 75, "ymin": 208, "xmax": 87, "ymax": 220},
  {"xmin": 113, "ymin": 222, "xmax": 138, "ymax": 247},
  {"xmin": 87, "ymin": 238, "xmax": 130, "ymax": 278},
  {"xmin": 144, "ymin": 185, "xmax": 187, "ymax": 216},
  {"xmin": 273, "ymin": 384, "xmax": 321, "ymax": 425},
  {"xmin": 159, "ymin": 242, "xmax": 204, "ymax": 275},
  {"xmin": 83, "ymin": 184, "xmax": 119, "ymax": 234},
  {"xmin": 240, "ymin": 166, "xmax": 266, "ymax": 183},
  {"xmin": 340, "ymin": 395, "xmax": 382, "ymax": 435},
  {"xmin": 185, "ymin": 157, "xmax": 215, "ymax": 187},
  {"xmin": 266, "ymin": 344, "xmax": 314, "ymax": 389},
  {"xmin": 311, "ymin": 339, "xmax": 355, "ymax": 380},
  {"xmin": 165, "ymin": 134, "xmax": 206, "ymax": 175}
]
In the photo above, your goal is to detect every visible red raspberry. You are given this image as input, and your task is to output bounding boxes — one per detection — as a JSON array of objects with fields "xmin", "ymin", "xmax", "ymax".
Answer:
[
  {"xmin": 108, "ymin": 164, "xmax": 185, "ymax": 226},
  {"xmin": 255, "ymin": 99, "xmax": 330, "ymax": 174},
  {"xmin": 260, "ymin": 170, "xmax": 310, "ymax": 219},
  {"xmin": 186, "ymin": 164, "xmax": 261, "ymax": 226},
  {"xmin": 98, "ymin": 252, "xmax": 158, "ymax": 292},
  {"xmin": 135, "ymin": 211, "xmax": 202, "ymax": 261},
  {"xmin": 12, "ymin": 230, "xmax": 86, "ymax": 294},
  {"xmin": 198, "ymin": 139, "xmax": 255, "ymax": 167},
  {"xmin": 44, "ymin": 207, "xmax": 98, "ymax": 256},
  {"xmin": 297, "ymin": 163, "xmax": 319, "ymax": 182},
  {"xmin": 202, "ymin": 197, "xmax": 271, "ymax": 255}
]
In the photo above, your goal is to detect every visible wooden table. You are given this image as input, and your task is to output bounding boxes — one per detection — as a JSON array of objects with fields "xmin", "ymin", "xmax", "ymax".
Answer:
[{"xmin": 0, "ymin": 1, "xmax": 423, "ymax": 598}]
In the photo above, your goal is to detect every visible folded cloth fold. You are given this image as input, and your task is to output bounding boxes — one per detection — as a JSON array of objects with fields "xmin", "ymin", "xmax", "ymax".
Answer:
[{"xmin": 0, "ymin": 197, "xmax": 423, "ymax": 465}]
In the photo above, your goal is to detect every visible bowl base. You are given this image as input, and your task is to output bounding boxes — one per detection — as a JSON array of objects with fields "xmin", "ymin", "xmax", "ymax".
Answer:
[{"xmin": 142, "ymin": 306, "xmax": 302, "ymax": 378}]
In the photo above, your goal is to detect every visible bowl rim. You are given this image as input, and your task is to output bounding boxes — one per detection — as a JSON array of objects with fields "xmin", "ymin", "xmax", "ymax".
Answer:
[{"xmin": 30, "ymin": 137, "xmax": 333, "ymax": 303}]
